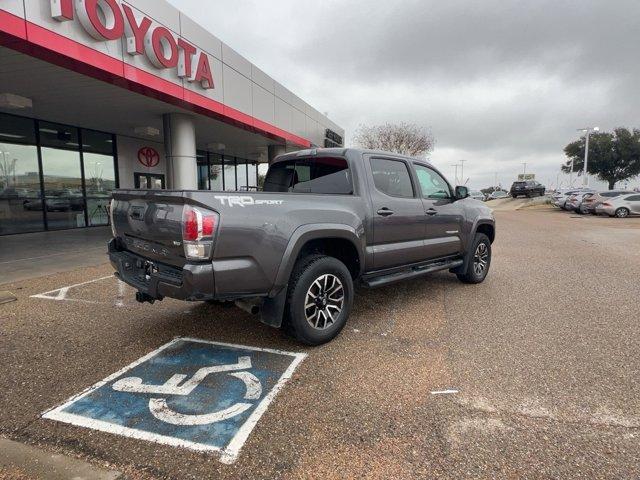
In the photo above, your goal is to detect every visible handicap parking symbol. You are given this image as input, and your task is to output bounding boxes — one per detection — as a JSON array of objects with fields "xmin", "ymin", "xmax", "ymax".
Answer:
[{"xmin": 42, "ymin": 338, "xmax": 306, "ymax": 464}]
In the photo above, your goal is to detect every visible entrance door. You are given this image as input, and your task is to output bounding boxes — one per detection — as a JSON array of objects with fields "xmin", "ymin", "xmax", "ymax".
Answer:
[
  {"xmin": 134, "ymin": 173, "xmax": 165, "ymax": 190},
  {"xmin": 367, "ymin": 156, "xmax": 427, "ymax": 270}
]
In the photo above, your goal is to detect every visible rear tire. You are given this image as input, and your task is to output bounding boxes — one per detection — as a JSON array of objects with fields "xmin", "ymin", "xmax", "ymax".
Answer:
[
  {"xmin": 284, "ymin": 255, "xmax": 353, "ymax": 346},
  {"xmin": 457, "ymin": 233, "xmax": 492, "ymax": 284},
  {"xmin": 615, "ymin": 208, "xmax": 630, "ymax": 218}
]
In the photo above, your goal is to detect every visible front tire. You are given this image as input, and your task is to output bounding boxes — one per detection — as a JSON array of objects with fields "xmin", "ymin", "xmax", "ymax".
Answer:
[
  {"xmin": 457, "ymin": 233, "xmax": 492, "ymax": 284},
  {"xmin": 284, "ymin": 255, "xmax": 353, "ymax": 346}
]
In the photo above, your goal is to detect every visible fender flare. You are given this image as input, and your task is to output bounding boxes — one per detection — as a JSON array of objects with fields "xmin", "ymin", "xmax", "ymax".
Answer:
[
  {"xmin": 451, "ymin": 218, "xmax": 495, "ymax": 275},
  {"xmin": 269, "ymin": 223, "xmax": 364, "ymax": 296}
]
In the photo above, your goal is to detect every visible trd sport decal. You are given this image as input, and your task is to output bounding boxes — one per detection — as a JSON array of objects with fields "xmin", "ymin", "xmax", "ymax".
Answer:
[{"xmin": 214, "ymin": 196, "xmax": 284, "ymax": 207}]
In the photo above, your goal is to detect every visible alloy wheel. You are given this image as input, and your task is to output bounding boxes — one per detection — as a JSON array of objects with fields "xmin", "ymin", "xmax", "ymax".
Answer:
[
  {"xmin": 304, "ymin": 274, "xmax": 345, "ymax": 330},
  {"xmin": 473, "ymin": 242, "xmax": 490, "ymax": 276}
]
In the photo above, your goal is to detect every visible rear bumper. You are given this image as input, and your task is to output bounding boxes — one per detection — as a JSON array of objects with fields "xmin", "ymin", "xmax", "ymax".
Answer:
[
  {"xmin": 108, "ymin": 239, "xmax": 215, "ymax": 301},
  {"xmin": 595, "ymin": 206, "xmax": 614, "ymax": 216}
]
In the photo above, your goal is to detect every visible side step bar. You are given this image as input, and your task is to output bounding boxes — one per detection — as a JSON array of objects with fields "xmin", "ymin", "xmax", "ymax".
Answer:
[{"xmin": 361, "ymin": 258, "xmax": 464, "ymax": 288}]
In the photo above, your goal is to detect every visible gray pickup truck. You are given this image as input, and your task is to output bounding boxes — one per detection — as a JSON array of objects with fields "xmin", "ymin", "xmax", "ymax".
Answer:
[{"xmin": 109, "ymin": 148, "xmax": 495, "ymax": 345}]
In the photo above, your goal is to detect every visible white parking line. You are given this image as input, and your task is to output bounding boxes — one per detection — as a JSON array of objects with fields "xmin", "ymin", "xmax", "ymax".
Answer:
[
  {"xmin": 431, "ymin": 389, "xmax": 459, "ymax": 395},
  {"xmin": 31, "ymin": 275, "xmax": 114, "ymax": 301}
]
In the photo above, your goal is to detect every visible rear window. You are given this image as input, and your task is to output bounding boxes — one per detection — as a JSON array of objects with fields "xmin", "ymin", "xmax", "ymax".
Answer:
[{"xmin": 263, "ymin": 157, "xmax": 352, "ymax": 194}]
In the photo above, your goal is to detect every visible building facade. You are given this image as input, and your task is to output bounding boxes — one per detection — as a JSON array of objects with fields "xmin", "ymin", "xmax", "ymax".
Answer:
[{"xmin": 0, "ymin": 0, "xmax": 344, "ymax": 235}]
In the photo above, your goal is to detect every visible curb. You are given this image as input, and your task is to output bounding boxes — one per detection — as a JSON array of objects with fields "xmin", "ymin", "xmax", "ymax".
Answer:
[{"xmin": 0, "ymin": 438, "xmax": 121, "ymax": 480}]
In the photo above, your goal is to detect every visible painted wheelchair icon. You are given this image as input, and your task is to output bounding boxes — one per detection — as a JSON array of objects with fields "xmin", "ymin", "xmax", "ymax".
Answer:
[{"xmin": 113, "ymin": 356, "xmax": 262, "ymax": 426}]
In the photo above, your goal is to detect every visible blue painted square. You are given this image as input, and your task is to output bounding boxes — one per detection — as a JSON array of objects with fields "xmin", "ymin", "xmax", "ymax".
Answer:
[{"xmin": 43, "ymin": 338, "xmax": 306, "ymax": 463}]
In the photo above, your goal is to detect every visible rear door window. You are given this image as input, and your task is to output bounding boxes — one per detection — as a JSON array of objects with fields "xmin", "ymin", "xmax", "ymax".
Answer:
[
  {"xmin": 370, "ymin": 158, "xmax": 415, "ymax": 198},
  {"xmin": 626, "ymin": 195, "xmax": 640, "ymax": 202}
]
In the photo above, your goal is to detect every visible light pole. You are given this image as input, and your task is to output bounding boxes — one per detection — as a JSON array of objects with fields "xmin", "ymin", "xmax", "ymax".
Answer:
[
  {"xmin": 494, "ymin": 172, "xmax": 499, "ymax": 191},
  {"xmin": 577, "ymin": 127, "xmax": 599, "ymax": 187},
  {"xmin": 459, "ymin": 160, "xmax": 467, "ymax": 185},
  {"xmin": 451, "ymin": 164, "xmax": 460, "ymax": 184},
  {"xmin": 522, "ymin": 162, "xmax": 527, "ymax": 176}
]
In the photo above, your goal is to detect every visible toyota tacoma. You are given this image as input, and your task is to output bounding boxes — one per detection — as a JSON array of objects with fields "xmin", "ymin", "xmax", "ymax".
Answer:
[{"xmin": 109, "ymin": 148, "xmax": 495, "ymax": 345}]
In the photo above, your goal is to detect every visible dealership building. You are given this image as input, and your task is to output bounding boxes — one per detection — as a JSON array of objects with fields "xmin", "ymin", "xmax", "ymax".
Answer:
[{"xmin": 0, "ymin": 0, "xmax": 344, "ymax": 236}]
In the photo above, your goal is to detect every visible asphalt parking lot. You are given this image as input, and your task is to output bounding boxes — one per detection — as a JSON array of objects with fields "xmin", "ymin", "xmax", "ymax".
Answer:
[{"xmin": 1, "ymin": 209, "xmax": 639, "ymax": 479}]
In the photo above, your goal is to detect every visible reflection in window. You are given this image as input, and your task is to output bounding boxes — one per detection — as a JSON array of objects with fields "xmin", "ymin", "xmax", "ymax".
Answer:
[
  {"xmin": 41, "ymin": 147, "xmax": 83, "ymax": 195},
  {"xmin": 414, "ymin": 165, "xmax": 451, "ymax": 199},
  {"xmin": 41, "ymin": 147, "xmax": 85, "ymax": 230},
  {"xmin": 82, "ymin": 129, "xmax": 114, "ymax": 155},
  {"xmin": 84, "ymin": 153, "xmax": 116, "ymax": 196},
  {"xmin": 247, "ymin": 162, "xmax": 258, "ymax": 190},
  {"xmin": 223, "ymin": 157, "xmax": 236, "ymax": 191},
  {"xmin": 370, "ymin": 158, "xmax": 414, "ymax": 198},
  {"xmin": 39, "ymin": 122, "xmax": 79, "ymax": 149},
  {"xmin": 0, "ymin": 141, "xmax": 44, "ymax": 234},
  {"xmin": 209, "ymin": 154, "xmax": 224, "ymax": 191},
  {"xmin": 236, "ymin": 159, "xmax": 248, "ymax": 191}
]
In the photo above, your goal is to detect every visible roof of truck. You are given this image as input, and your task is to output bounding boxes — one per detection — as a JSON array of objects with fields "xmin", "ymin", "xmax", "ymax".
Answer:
[{"xmin": 275, "ymin": 147, "xmax": 434, "ymax": 165}]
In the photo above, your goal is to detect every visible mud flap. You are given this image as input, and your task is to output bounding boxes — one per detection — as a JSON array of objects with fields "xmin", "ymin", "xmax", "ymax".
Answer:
[{"xmin": 260, "ymin": 285, "xmax": 288, "ymax": 328}]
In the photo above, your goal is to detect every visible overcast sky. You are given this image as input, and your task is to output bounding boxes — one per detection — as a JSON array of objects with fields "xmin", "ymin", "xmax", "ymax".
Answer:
[{"xmin": 169, "ymin": 0, "xmax": 639, "ymax": 189}]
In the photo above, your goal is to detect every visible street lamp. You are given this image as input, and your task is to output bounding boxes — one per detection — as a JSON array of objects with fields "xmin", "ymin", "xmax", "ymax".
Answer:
[
  {"xmin": 450, "ymin": 164, "xmax": 460, "ymax": 184},
  {"xmin": 577, "ymin": 127, "xmax": 599, "ymax": 187},
  {"xmin": 459, "ymin": 159, "xmax": 467, "ymax": 184},
  {"xmin": 522, "ymin": 162, "xmax": 527, "ymax": 176}
]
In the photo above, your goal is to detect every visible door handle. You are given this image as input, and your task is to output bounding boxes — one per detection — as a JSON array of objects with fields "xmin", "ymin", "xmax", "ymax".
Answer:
[
  {"xmin": 377, "ymin": 208, "xmax": 394, "ymax": 217},
  {"xmin": 425, "ymin": 209, "xmax": 438, "ymax": 216}
]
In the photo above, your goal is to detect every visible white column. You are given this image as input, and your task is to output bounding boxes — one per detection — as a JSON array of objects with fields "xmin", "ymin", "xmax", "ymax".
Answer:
[
  {"xmin": 163, "ymin": 113, "xmax": 197, "ymax": 190},
  {"xmin": 267, "ymin": 145, "xmax": 287, "ymax": 165}
]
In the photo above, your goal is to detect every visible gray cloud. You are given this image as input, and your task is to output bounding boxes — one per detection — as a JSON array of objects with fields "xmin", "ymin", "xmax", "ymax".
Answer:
[{"xmin": 169, "ymin": 0, "xmax": 640, "ymax": 188}]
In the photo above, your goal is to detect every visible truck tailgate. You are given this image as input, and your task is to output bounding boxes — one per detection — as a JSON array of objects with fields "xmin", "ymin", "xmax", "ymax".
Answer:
[{"xmin": 111, "ymin": 190, "xmax": 191, "ymax": 268}]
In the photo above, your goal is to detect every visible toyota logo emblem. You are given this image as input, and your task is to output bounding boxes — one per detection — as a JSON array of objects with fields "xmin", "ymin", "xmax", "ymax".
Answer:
[{"xmin": 138, "ymin": 147, "xmax": 160, "ymax": 168}]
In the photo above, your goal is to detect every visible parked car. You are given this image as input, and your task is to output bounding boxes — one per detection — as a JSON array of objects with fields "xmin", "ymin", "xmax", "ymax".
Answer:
[
  {"xmin": 581, "ymin": 190, "xmax": 634, "ymax": 215},
  {"xmin": 595, "ymin": 194, "xmax": 640, "ymax": 218},
  {"xmin": 23, "ymin": 192, "xmax": 71, "ymax": 212},
  {"xmin": 109, "ymin": 148, "xmax": 496, "ymax": 345},
  {"xmin": 510, "ymin": 180, "xmax": 546, "ymax": 198},
  {"xmin": 552, "ymin": 189, "xmax": 590, "ymax": 210},
  {"xmin": 565, "ymin": 191, "xmax": 596, "ymax": 213},
  {"xmin": 469, "ymin": 190, "xmax": 486, "ymax": 201},
  {"xmin": 487, "ymin": 190, "xmax": 509, "ymax": 200}
]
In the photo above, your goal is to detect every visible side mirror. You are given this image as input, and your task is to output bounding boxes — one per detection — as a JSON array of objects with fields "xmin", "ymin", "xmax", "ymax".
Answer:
[{"xmin": 455, "ymin": 186, "xmax": 469, "ymax": 200}]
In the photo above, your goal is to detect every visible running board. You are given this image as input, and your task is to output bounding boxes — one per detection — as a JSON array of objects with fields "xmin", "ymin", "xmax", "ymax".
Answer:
[{"xmin": 361, "ymin": 259, "xmax": 464, "ymax": 288}]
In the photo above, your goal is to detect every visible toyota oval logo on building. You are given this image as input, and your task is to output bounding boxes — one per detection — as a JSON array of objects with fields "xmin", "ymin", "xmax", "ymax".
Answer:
[{"xmin": 138, "ymin": 147, "xmax": 160, "ymax": 168}]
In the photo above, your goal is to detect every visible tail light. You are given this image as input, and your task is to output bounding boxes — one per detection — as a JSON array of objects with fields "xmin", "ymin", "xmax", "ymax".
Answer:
[{"xmin": 182, "ymin": 205, "xmax": 219, "ymax": 260}]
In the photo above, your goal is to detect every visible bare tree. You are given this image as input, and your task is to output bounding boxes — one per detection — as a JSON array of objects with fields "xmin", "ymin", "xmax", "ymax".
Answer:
[{"xmin": 352, "ymin": 122, "xmax": 434, "ymax": 158}]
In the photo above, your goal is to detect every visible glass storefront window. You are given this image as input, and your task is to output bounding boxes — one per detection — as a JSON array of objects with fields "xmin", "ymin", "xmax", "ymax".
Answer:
[
  {"xmin": 0, "ymin": 141, "xmax": 44, "ymax": 235},
  {"xmin": 39, "ymin": 122, "xmax": 80, "ymax": 149},
  {"xmin": 197, "ymin": 151, "xmax": 209, "ymax": 190},
  {"xmin": 82, "ymin": 129, "xmax": 114, "ymax": 155},
  {"xmin": 84, "ymin": 152, "xmax": 116, "ymax": 196},
  {"xmin": 84, "ymin": 152, "xmax": 116, "ymax": 226},
  {"xmin": 41, "ymin": 146, "xmax": 85, "ymax": 230},
  {"xmin": 0, "ymin": 114, "xmax": 117, "ymax": 235},
  {"xmin": 247, "ymin": 161, "xmax": 258, "ymax": 191},
  {"xmin": 223, "ymin": 157, "xmax": 236, "ymax": 191},
  {"xmin": 209, "ymin": 154, "xmax": 224, "ymax": 191},
  {"xmin": 236, "ymin": 159, "xmax": 248, "ymax": 191}
]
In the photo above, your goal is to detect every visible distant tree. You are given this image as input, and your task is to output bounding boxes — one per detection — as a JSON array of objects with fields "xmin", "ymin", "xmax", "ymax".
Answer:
[
  {"xmin": 562, "ymin": 128, "xmax": 640, "ymax": 190},
  {"xmin": 353, "ymin": 122, "xmax": 434, "ymax": 158}
]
